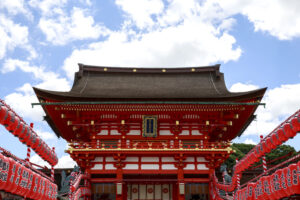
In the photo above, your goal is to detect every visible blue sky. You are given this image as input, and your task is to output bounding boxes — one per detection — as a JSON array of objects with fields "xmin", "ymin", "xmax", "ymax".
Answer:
[{"xmin": 0, "ymin": 0, "xmax": 299, "ymax": 168}]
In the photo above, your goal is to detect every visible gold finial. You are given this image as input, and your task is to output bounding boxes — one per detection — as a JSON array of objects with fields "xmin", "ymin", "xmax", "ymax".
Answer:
[
  {"xmin": 191, "ymin": 68, "xmax": 195, "ymax": 72},
  {"xmin": 104, "ymin": 68, "xmax": 107, "ymax": 71},
  {"xmin": 133, "ymin": 69, "xmax": 137, "ymax": 72},
  {"xmin": 162, "ymin": 69, "xmax": 166, "ymax": 72}
]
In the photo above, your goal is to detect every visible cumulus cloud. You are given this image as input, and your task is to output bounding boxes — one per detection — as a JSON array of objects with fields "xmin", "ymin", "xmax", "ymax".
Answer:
[
  {"xmin": 30, "ymin": 153, "xmax": 76, "ymax": 169},
  {"xmin": 0, "ymin": 0, "xmax": 32, "ymax": 18},
  {"xmin": 230, "ymin": 83, "xmax": 300, "ymax": 137},
  {"xmin": 35, "ymin": 129, "xmax": 57, "ymax": 140},
  {"xmin": 38, "ymin": 7, "xmax": 109, "ymax": 45},
  {"xmin": 55, "ymin": 155, "xmax": 77, "ymax": 168},
  {"xmin": 116, "ymin": 0, "xmax": 164, "ymax": 29},
  {"xmin": 2, "ymin": 59, "xmax": 70, "ymax": 121},
  {"xmin": 215, "ymin": 0, "xmax": 300, "ymax": 40},
  {"xmin": 230, "ymin": 82, "xmax": 259, "ymax": 92},
  {"xmin": 30, "ymin": 154, "xmax": 51, "ymax": 169},
  {"xmin": 62, "ymin": 0, "xmax": 242, "ymax": 79},
  {"xmin": 0, "ymin": 15, "xmax": 31, "ymax": 60},
  {"xmin": 28, "ymin": 0, "xmax": 68, "ymax": 17},
  {"xmin": 243, "ymin": 138, "xmax": 257, "ymax": 145}
]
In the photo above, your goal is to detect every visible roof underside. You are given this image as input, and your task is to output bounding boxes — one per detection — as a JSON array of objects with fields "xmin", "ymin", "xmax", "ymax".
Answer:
[{"xmin": 33, "ymin": 64, "xmax": 266, "ymax": 101}]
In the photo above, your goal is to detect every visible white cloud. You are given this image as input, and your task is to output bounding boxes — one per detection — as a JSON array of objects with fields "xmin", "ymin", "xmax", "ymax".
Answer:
[
  {"xmin": 30, "ymin": 153, "xmax": 76, "ymax": 169},
  {"xmin": 62, "ymin": 0, "xmax": 241, "ymax": 79},
  {"xmin": 2, "ymin": 59, "xmax": 70, "ymax": 122},
  {"xmin": 116, "ymin": 0, "xmax": 164, "ymax": 29},
  {"xmin": 55, "ymin": 155, "xmax": 77, "ymax": 168},
  {"xmin": 30, "ymin": 154, "xmax": 51, "ymax": 169},
  {"xmin": 38, "ymin": 7, "xmax": 109, "ymax": 45},
  {"xmin": 230, "ymin": 82, "xmax": 259, "ymax": 92},
  {"xmin": 29, "ymin": 0, "xmax": 68, "ymax": 17},
  {"xmin": 0, "ymin": 0, "xmax": 32, "ymax": 18},
  {"xmin": 243, "ymin": 138, "xmax": 257, "ymax": 145},
  {"xmin": 35, "ymin": 129, "xmax": 56, "ymax": 140},
  {"xmin": 215, "ymin": 0, "xmax": 300, "ymax": 40},
  {"xmin": 231, "ymin": 82, "xmax": 300, "ymax": 137},
  {"xmin": 0, "ymin": 14, "xmax": 30, "ymax": 60}
]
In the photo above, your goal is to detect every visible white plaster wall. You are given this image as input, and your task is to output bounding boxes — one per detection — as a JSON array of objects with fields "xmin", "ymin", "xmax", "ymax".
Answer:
[
  {"xmin": 97, "ymin": 130, "xmax": 108, "ymax": 135},
  {"xmin": 184, "ymin": 157, "xmax": 195, "ymax": 162},
  {"xmin": 125, "ymin": 157, "xmax": 139, "ymax": 162},
  {"xmin": 184, "ymin": 164, "xmax": 195, "ymax": 170},
  {"xmin": 141, "ymin": 157, "xmax": 159, "ymax": 162},
  {"xmin": 91, "ymin": 164, "xmax": 103, "ymax": 170},
  {"xmin": 162, "ymin": 164, "xmax": 177, "ymax": 170},
  {"xmin": 105, "ymin": 157, "xmax": 115, "ymax": 162},
  {"xmin": 197, "ymin": 164, "xmax": 208, "ymax": 170},
  {"xmin": 159, "ymin": 130, "xmax": 172, "ymax": 135},
  {"xmin": 179, "ymin": 130, "xmax": 189, "ymax": 135},
  {"xmin": 127, "ymin": 130, "xmax": 140, "ymax": 135},
  {"xmin": 93, "ymin": 157, "xmax": 103, "ymax": 162},
  {"xmin": 197, "ymin": 157, "xmax": 208, "ymax": 162},
  {"xmin": 161, "ymin": 157, "xmax": 175, "ymax": 162},
  {"xmin": 191, "ymin": 130, "xmax": 202, "ymax": 135},
  {"xmin": 110, "ymin": 130, "xmax": 121, "ymax": 135},
  {"xmin": 141, "ymin": 164, "xmax": 159, "ymax": 170},
  {"xmin": 124, "ymin": 164, "xmax": 139, "ymax": 170},
  {"xmin": 105, "ymin": 164, "xmax": 116, "ymax": 169}
]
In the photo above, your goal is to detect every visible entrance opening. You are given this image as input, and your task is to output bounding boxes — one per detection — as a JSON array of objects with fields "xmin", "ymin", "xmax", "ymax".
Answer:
[
  {"xmin": 185, "ymin": 183, "xmax": 209, "ymax": 200},
  {"xmin": 92, "ymin": 183, "xmax": 116, "ymax": 200}
]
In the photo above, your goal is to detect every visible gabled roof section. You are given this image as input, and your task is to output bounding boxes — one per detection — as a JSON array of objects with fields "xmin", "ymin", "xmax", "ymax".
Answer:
[{"xmin": 33, "ymin": 64, "xmax": 266, "ymax": 101}]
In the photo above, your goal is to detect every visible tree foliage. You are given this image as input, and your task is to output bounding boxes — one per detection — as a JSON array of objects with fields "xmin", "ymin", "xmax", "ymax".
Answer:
[{"xmin": 223, "ymin": 143, "xmax": 297, "ymax": 171}]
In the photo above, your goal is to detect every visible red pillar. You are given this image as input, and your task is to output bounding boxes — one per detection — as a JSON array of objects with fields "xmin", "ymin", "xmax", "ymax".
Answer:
[
  {"xmin": 177, "ymin": 167, "xmax": 185, "ymax": 200},
  {"xmin": 116, "ymin": 167, "xmax": 123, "ymax": 200}
]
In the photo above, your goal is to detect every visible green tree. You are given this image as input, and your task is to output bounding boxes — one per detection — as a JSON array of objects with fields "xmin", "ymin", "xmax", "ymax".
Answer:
[{"xmin": 223, "ymin": 143, "xmax": 297, "ymax": 171}]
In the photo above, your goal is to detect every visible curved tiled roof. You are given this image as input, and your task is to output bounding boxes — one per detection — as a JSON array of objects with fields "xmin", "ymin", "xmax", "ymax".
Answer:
[{"xmin": 34, "ymin": 64, "xmax": 266, "ymax": 101}]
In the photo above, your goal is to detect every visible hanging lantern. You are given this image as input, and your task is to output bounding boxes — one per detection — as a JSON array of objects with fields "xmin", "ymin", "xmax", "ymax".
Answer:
[
  {"xmin": 289, "ymin": 162, "xmax": 300, "ymax": 196},
  {"xmin": 277, "ymin": 168, "xmax": 289, "ymax": 199},
  {"xmin": 260, "ymin": 175, "xmax": 271, "ymax": 200},
  {"xmin": 263, "ymin": 138, "xmax": 272, "ymax": 153},
  {"xmin": 25, "ymin": 170, "xmax": 34, "ymax": 199},
  {"xmin": 11, "ymin": 162, "xmax": 24, "ymax": 195},
  {"xmin": 283, "ymin": 123, "xmax": 295, "ymax": 138},
  {"xmin": 277, "ymin": 128, "xmax": 289, "ymax": 143},
  {"xmin": 247, "ymin": 182, "xmax": 255, "ymax": 200},
  {"xmin": 5, "ymin": 157, "xmax": 17, "ymax": 193},
  {"xmin": 6, "ymin": 115, "xmax": 20, "ymax": 133},
  {"xmin": 13, "ymin": 121, "xmax": 25, "ymax": 137},
  {"xmin": 19, "ymin": 165, "xmax": 31, "ymax": 197},
  {"xmin": 0, "ymin": 105, "xmax": 9, "ymax": 124},
  {"xmin": 0, "ymin": 153, "xmax": 7, "ymax": 190},
  {"xmin": 2, "ymin": 110, "xmax": 13, "ymax": 127},
  {"xmin": 266, "ymin": 136, "xmax": 277, "ymax": 152},
  {"xmin": 291, "ymin": 117, "xmax": 300, "ymax": 133}
]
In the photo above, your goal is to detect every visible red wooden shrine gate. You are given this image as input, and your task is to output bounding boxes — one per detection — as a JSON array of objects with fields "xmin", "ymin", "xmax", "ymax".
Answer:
[{"xmin": 33, "ymin": 64, "xmax": 266, "ymax": 200}]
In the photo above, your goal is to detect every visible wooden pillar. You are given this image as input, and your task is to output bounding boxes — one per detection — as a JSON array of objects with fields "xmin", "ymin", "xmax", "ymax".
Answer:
[
  {"xmin": 116, "ymin": 167, "xmax": 123, "ymax": 200},
  {"xmin": 177, "ymin": 167, "xmax": 185, "ymax": 200}
]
